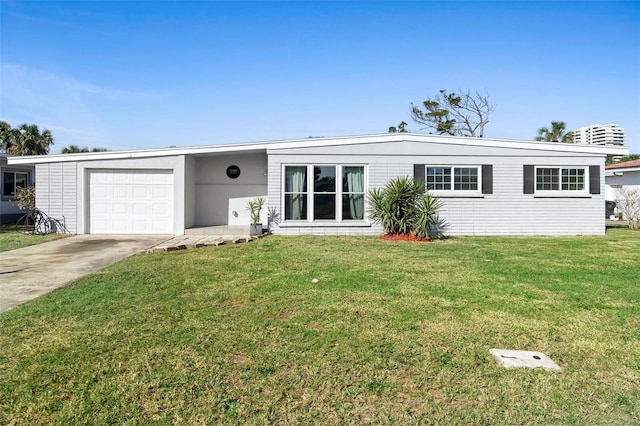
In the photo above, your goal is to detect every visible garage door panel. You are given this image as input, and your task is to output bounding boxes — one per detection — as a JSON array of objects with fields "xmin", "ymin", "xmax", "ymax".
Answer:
[
  {"xmin": 112, "ymin": 203, "xmax": 130, "ymax": 215},
  {"xmin": 92, "ymin": 203, "xmax": 108, "ymax": 215},
  {"xmin": 152, "ymin": 186, "xmax": 171, "ymax": 198},
  {"xmin": 132, "ymin": 187, "xmax": 148, "ymax": 198},
  {"xmin": 89, "ymin": 169, "xmax": 173, "ymax": 234},
  {"xmin": 132, "ymin": 203, "xmax": 148, "ymax": 215},
  {"xmin": 151, "ymin": 203, "xmax": 170, "ymax": 215}
]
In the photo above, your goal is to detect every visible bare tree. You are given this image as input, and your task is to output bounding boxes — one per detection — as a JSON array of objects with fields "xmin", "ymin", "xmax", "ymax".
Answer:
[
  {"xmin": 616, "ymin": 187, "xmax": 640, "ymax": 230},
  {"xmin": 410, "ymin": 89, "xmax": 495, "ymax": 137}
]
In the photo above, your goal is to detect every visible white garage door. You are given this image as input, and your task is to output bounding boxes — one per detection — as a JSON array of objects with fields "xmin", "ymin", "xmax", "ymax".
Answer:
[{"xmin": 89, "ymin": 169, "xmax": 174, "ymax": 234}]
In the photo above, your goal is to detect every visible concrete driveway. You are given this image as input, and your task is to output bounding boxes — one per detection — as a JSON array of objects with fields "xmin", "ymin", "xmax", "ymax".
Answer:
[{"xmin": 0, "ymin": 235, "xmax": 170, "ymax": 313}]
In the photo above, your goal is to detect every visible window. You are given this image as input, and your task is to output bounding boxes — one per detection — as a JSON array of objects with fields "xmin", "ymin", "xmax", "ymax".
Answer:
[
  {"xmin": 454, "ymin": 168, "xmax": 478, "ymax": 191},
  {"xmin": 284, "ymin": 166, "xmax": 307, "ymax": 220},
  {"xmin": 426, "ymin": 167, "xmax": 451, "ymax": 190},
  {"xmin": 313, "ymin": 166, "xmax": 336, "ymax": 220},
  {"xmin": 536, "ymin": 168, "xmax": 559, "ymax": 191},
  {"xmin": 284, "ymin": 165, "xmax": 365, "ymax": 222},
  {"xmin": 426, "ymin": 166, "xmax": 479, "ymax": 192},
  {"xmin": 2, "ymin": 171, "xmax": 29, "ymax": 197},
  {"xmin": 535, "ymin": 167, "xmax": 585, "ymax": 192},
  {"xmin": 342, "ymin": 166, "xmax": 365, "ymax": 220},
  {"xmin": 562, "ymin": 168, "xmax": 585, "ymax": 191}
]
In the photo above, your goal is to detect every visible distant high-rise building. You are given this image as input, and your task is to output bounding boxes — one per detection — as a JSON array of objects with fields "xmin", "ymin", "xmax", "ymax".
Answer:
[{"xmin": 572, "ymin": 124, "xmax": 625, "ymax": 146}]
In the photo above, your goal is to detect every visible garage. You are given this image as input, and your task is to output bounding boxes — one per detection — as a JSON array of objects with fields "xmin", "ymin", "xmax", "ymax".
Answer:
[{"xmin": 89, "ymin": 169, "xmax": 174, "ymax": 234}]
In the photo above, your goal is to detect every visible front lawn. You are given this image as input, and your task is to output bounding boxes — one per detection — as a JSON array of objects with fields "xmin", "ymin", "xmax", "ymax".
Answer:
[
  {"xmin": 0, "ymin": 229, "xmax": 638, "ymax": 424},
  {"xmin": 0, "ymin": 226, "xmax": 68, "ymax": 253}
]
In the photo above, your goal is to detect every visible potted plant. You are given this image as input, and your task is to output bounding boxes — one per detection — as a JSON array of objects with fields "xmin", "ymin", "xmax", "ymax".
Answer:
[{"xmin": 246, "ymin": 196, "xmax": 265, "ymax": 236}]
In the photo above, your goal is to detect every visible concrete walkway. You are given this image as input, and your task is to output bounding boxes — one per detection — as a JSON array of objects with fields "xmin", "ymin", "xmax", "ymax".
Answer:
[
  {"xmin": 0, "ymin": 235, "xmax": 170, "ymax": 313},
  {"xmin": 147, "ymin": 233, "xmax": 263, "ymax": 252}
]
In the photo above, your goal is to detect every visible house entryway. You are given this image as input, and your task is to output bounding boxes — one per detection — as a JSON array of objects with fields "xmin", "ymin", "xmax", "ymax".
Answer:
[
  {"xmin": 148, "ymin": 229, "xmax": 264, "ymax": 252},
  {"xmin": 185, "ymin": 225, "xmax": 252, "ymax": 236}
]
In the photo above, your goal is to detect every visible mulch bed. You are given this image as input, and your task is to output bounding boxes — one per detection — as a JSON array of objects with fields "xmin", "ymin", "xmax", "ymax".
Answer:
[{"xmin": 380, "ymin": 233, "xmax": 430, "ymax": 242}]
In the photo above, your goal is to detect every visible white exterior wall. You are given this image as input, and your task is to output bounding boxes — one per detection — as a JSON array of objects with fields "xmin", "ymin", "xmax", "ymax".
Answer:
[
  {"xmin": 194, "ymin": 152, "xmax": 267, "ymax": 226},
  {"xmin": 268, "ymin": 140, "xmax": 605, "ymax": 236},
  {"xmin": 36, "ymin": 162, "xmax": 77, "ymax": 232},
  {"xmin": 605, "ymin": 170, "xmax": 640, "ymax": 200},
  {"xmin": 17, "ymin": 134, "xmax": 618, "ymax": 236},
  {"xmin": 605, "ymin": 169, "xmax": 640, "ymax": 219},
  {"xmin": 37, "ymin": 155, "xmax": 188, "ymax": 234},
  {"xmin": 184, "ymin": 156, "xmax": 196, "ymax": 229}
]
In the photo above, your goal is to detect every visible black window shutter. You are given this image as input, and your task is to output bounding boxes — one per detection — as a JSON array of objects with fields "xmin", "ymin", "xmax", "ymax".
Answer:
[
  {"xmin": 589, "ymin": 165, "xmax": 600, "ymax": 194},
  {"xmin": 482, "ymin": 165, "xmax": 493, "ymax": 194},
  {"xmin": 523, "ymin": 165, "xmax": 535, "ymax": 194},
  {"xmin": 414, "ymin": 164, "xmax": 425, "ymax": 183}
]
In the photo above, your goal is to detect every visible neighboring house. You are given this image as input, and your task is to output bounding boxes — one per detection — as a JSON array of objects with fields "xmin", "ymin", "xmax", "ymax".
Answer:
[
  {"xmin": 1, "ymin": 154, "xmax": 35, "ymax": 225},
  {"xmin": 8, "ymin": 133, "xmax": 627, "ymax": 236},
  {"xmin": 605, "ymin": 159, "xmax": 640, "ymax": 218}
]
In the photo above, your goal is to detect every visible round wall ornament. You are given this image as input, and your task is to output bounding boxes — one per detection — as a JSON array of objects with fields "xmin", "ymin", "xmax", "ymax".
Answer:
[{"xmin": 226, "ymin": 165, "xmax": 241, "ymax": 179}]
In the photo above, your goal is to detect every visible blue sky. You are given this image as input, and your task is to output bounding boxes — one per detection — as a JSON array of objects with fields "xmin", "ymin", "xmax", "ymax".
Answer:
[{"xmin": 1, "ymin": 1, "xmax": 639, "ymax": 153}]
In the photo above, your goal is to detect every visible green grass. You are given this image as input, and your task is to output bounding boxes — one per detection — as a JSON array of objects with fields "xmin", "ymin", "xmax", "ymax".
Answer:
[
  {"xmin": 0, "ymin": 225, "xmax": 68, "ymax": 252},
  {"xmin": 1, "ymin": 229, "xmax": 639, "ymax": 424}
]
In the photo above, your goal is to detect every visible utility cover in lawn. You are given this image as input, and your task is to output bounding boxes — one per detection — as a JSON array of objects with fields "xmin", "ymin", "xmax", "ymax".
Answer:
[{"xmin": 490, "ymin": 349, "xmax": 562, "ymax": 372}]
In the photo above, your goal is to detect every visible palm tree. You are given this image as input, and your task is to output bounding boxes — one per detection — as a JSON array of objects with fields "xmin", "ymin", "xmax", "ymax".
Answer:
[
  {"xmin": 0, "ymin": 121, "xmax": 54, "ymax": 155},
  {"xmin": 61, "ymin": 145, "xmax": 107, "ymax": 154},
  {"xmin": 535, "ymin": 121, "xmax": 574, "ymax": 143}
]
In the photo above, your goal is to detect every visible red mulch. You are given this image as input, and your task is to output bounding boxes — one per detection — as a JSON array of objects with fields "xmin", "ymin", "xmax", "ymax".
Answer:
[{"xmin": 380, "ymin": 233, "xmax": 430, "ymax": 242}]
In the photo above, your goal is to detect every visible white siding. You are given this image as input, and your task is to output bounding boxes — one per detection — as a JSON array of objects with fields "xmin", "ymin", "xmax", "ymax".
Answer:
[
  {"xmin": 36, "ymin": 162, "xmax": 77, "ymax": 233},
  {"xmin": 605, "ymin": 170, "xmax": 640, "ymax": 201},
  {"xmin": 268, "ymin": 141, "xmax": 605, "ymax": 236},
  {"xmin": 36, "ymin": 156, "xmax": 187, "ymax": 235}
]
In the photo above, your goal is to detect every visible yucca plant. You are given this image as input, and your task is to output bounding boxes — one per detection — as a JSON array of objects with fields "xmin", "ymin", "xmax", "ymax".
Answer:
[
  {"xmin": 368, "ymin": 176, "xmax": 444, "ymax": 239},
  {"xmin": 413, "ymin": 192, "xmax": 445, "ymax": 239}
]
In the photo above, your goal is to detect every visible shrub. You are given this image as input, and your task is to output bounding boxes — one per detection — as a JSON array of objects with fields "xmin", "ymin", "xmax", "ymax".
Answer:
[
  {"xmin": 368, "ymin": 176, "xmax": 444, "ymax": 239},
  {"xmin": 12, "ymin": 185, "xmax": 36, "ymax": 210}
]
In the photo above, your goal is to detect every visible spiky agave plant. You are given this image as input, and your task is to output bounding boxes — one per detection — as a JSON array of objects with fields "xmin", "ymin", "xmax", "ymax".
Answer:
[
  {"xmin": 413, "ymin": 192, "xmax": 445, "ymax": 239},
  {"xmin": 368, "ymin": 176, "xmax": 444, "ymax": 238}
]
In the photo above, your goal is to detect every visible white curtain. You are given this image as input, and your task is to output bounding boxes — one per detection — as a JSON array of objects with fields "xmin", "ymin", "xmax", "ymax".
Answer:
[
  {"xmin": 286, "ymin": 167, "xmax": 306, "ymax": 220},
  {"xmin": 345, "ymin": 167, "xmax": 364, "ymax": 220}
]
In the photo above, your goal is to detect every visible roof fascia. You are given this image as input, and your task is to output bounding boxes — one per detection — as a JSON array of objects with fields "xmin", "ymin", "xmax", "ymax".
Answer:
[
  {"xmin": 7, "ymin": 133, "xmax": 628, "ymax": 166},
  {"xmin": 7, "ymin": 143, "xmax": 271, "ymax": 165},
  {"xmin": 605, "ymin": 167, "xmax": 640, "ymax": 175},
  {"xmin": 266, "ymin": 134, "xmax": 629, "ymax": 156}
]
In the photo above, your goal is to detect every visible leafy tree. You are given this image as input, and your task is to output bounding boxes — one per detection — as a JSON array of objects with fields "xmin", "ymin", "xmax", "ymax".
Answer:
[
  {"xmin": 61, "ymin": 145, "xmax": 108, "ymax": 154},
  {"xmin": 367, "ymin": 176, "xmax": 444, "ymax": 239},
  {"xmin": 0, "ymin": 121, "xmax": 54, "ymax": 155},
  {"xmin": 535, "ymin": 121, "xmax": 573, "ymax": 143},
  {"xmin": 388, "ymin": 121, "xmax": 409, "ymax": 133},
  {"xmin": 410, "ymin": 89, "xmax": 494, "ymax": 137}
]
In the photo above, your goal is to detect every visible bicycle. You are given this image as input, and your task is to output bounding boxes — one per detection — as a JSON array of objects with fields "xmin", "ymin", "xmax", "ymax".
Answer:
[{"xmin": 15, "ymin": 209, "xmax": 68, "ymax": 235}]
